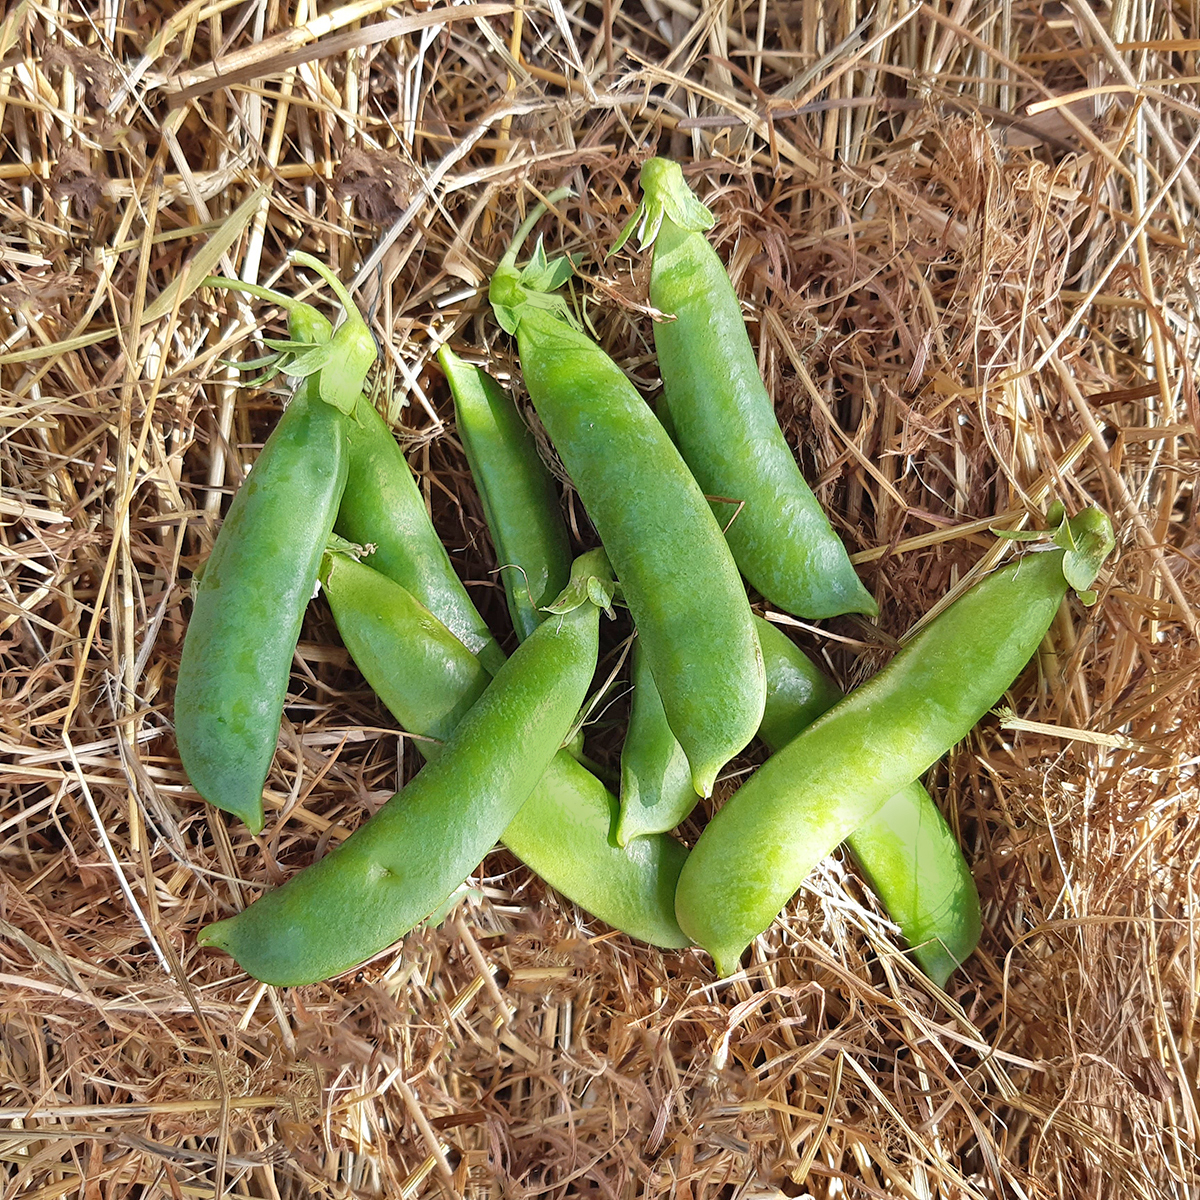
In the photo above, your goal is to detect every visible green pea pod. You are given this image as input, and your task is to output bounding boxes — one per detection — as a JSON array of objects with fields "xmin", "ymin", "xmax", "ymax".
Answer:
[
  {"xmin": 841, "ymin": 786, "xmax": 979, "ymax": 987},
  {"xmin": 616, "ymin": 158, "xmax": 877, "ymax": 620},
  {"xmin": 755, "ymin": 618, "xmax": 845, "ymax": 745},
  {"xmin": 198, "ymin": 552, "xmax": 612, "ymax": 985},
  {"xmin": 756, "ymin": 618, "xmax": 980, "ymax": 987},
  {"xmin": 489, "ymin": 192, "xmax": 765, "ymax": 797},
  {"xmin": 334, "ymin": 398, "xmax": 507, "ymax": 675},
  {"xmin": 175, "ymin": 380, "xmax": 351, "ymax": 833},
  {"xmin": 320, "ymin": 552, "xmax": 491, "ymax": 744},
  {"xmin": 439, "ymin": 345, "xmax": 589, "ymax": 766},
  {"xmin": 438, "ymin": 345, "xmax": 572, "ymax": 642},
  {"xmin": 616, "ymin": 638, "xmax": 698, "ymax": 846},
  {"xmin": 675, "ymin": 508, "xmax": 1114, "ymax": 976},
  {"xmin": 323, "ymin": 554, "xmax": 688, "ymax": 947},
  {"xmin": 328, "ymin": 385, "xmax": 686, "ymax": 946},
  {"xmin": 178, "ymin": 266, "xmax": 380, "ymax": 832}
]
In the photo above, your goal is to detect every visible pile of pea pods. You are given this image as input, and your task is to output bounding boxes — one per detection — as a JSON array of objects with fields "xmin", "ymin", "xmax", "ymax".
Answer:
[{"xmin": 181, "ymin": 160, "xmax": 1115, "ymax": 988}]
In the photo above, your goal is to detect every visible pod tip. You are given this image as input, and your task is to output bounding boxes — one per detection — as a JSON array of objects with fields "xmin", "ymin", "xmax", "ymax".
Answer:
[
  {"xmin": 196, "ymin": 918, "xmax": 233, "ymax": 950},
  {"xmin": 709, "ymin": 946, "xmax": 744, "ymax": 979}
]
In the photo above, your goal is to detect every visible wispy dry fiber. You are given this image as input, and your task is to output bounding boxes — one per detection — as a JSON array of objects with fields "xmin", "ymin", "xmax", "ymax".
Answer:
[{"xmin": 1, "ymin": 0, "xmax": 1197, "ymax": 1197}]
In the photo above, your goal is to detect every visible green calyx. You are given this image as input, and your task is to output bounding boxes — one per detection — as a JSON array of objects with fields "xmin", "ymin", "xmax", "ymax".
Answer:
[
  {"xmin": 317, "ymin": 533, "xmax": 372, "ymax": 586},
  {"xmin": 610, "ymin": 157, "xmax": 715, "ymax": 255},
  {"xmin": 992, "ymin": 504, "xmax": 1115, "ymax": 605},
  {"xmin": 204, "ymin": 252, "xmax": 377, "ymax": 415},
  {"xmin": 488, "ymin": 188, "xmax": 578, "ymax": 335},
  {"xmin": 542, "ymin": 548, "xmax": 617, "ymax": 619}
]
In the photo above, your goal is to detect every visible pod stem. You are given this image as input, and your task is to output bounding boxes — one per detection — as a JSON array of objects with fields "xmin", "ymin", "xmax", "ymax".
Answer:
[
  {"xmin": 201, "ymin": 276, "xmax": 315, "ymax": 315},
  {"xmin": 489, "ymin": 188, "xmax": 580, "ymax": 335},
  {"xmin": 497, "ymin": 187, "xmax": 576, "ymax": 272},
  {"xmin": 205, "ymin": 259, "xmax": 377, "ymax": 415},
  {"xmin": 610, "ymin": 157, "xmax": 715, "ymax": 255},
  {"xmin": 542, "ymin": 549, "xmax": 616, "ymax": 618}
]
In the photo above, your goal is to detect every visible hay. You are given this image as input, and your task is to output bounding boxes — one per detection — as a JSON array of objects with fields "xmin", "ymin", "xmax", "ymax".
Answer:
[{"xmin": 2, "ymin": 0, "xmax": 1197, "ymax": 1196}]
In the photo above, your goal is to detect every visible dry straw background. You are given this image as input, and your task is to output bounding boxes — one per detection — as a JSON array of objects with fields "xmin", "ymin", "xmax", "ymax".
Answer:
[{"xmin": 2, "ymin": 0, "xmax": 1199, "ymax": 1195}]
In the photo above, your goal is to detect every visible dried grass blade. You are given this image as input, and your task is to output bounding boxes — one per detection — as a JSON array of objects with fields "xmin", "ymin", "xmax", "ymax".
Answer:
[{"xmin": 141, "ymin": 183, "xmax": 271, "ymax": 324}]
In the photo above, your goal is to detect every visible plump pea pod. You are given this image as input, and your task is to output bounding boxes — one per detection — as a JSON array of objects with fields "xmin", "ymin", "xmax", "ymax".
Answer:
[
  {"xmin": 618, "ymin": 612, "xmax": 840, "ymax": 846},
  {"xmin": 756, "ymin": 618, "xmax": 980, "ymax": 987},
  {"xmin": 177, "ymin": 263, "xmax": 380, "ymax": 832},
  {"xmin": 320, "ymin": 552, "xmax": 492, "ymax": 742},
  {"xmin": 175, "ymin": 379, "xmax": 352, "ymax": 834},
  {"xmin": 438, "ymin": 346, "xmax": 572, "ymax": 642},
  {"xmin": 198, "ymin": 552, "xmax": 612, "ymax": 985},
  {"xmin": 675, "ymin": 508, "xmax": 1115, "ymax": 977},
  {"xmin": 321, "ymin": 552, "xmax": 689, "ymax": 948},
  {"xmin": 439, "ymin": 345, "xmax": 590, "ymax": 764},
  {"xmin": 334, "ymin": 398, "xmax": 507, "ymax": 675},
  {"xmin": 615, "ymin": 158, "xmax": 877, "ymax": 620},
  {"xmin": 490, "ymin": 192, "xmax": 765, "ymax": 797},
  {"xmin": 616, "ymin": 638, "xmax": 699, "ymax": 846}
]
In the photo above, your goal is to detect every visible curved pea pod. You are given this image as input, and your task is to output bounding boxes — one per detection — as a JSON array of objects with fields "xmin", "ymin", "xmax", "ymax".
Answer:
[
  {"xmin": 675, "ymin": 508, "xmax": 1114, "ymax": 977},
  {"xmin": 198, "ymin": 552, "xmax": 611, "ymax": 985},
  {"xmin": 319, "ymin": 553, "xmax": 688, "ymax": 948},
  {"xmin": 334, "ymin": 398, "xmax": 507, "ymax": 675},
  {"xmin": 617, "ymin": 612, "xmax": 837, "ymax": 845},
  {"xmin": 177, "ymin": 264, "xmax": 379, "ymax": 832},
  {"xmin": 439, "ymin": 346, "xmax": 572, "ymax": 642},
  {"xmin": 439, "ymin": 346, "xmax": 589, "ymax": 766},
  {"xmin": 174, "ymin": 381, "xmax": 351, "ymax": 833},
  {"xmin": 502, "ymin": 756, "xmax": 690, "ymax": 949},
  {"xmin": 320, "ymin": 552, "xmax": 491, "ymax": 744},
  {"xmin": 617, "ymin": 158, "xmax": 877, "ymax": 620},
  {"xmin": 489, "ymin": 196, "xmax": 765, "ymax": 797},
  {"xmin": 755, "ymin": 618, "xmax": 980, "ymax": 987},
  {"xmin": 616, "ymin": 638, "xmax": 699, "ymax": 846}
]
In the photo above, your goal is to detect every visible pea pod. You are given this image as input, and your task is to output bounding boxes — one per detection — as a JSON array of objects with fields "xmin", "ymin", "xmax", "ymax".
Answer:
[
  {"xmin": 175, "ymin": 382, "xmax": 350, "ymax": 833},
  {"xmin": 321, "ymin": 552, "xmax": 689, "ymax": 948},
  {"xmin": 176, "ymin": 264, "xmax": 377, "ymax": 833},
  {"xmin": 616, "ymin": 638, "xmax": 698, "ymax": 846},
  {"xmin": 198, "ymin": 552, "xmax": 613, "ymax": 985},
  {"xmin": 489, "ymin": 192, "xmax": 765, "ymax": 796},
  {"xmin": 755, "ymin": 618, "xmax": 843, "ymax": 746},
  {"xmin": 439, "ymin": 346, "xmax": 572, "ymax": 642},
  {"xmin": 334, "ymin": 397, "xmax": 507, "ymax": 675},
  {"xmin": 675, "ymin": 508, "xmax": 1114, "ymax": 977},
  {"xmin": 320, "ymin": 552, "xmax": 491, "ymax": 743},
  {"xmin": 756, "ymin": 618, "xmax": 980, "ymax": 987},
  {"xmin": 616, "ymin": 158, "xmax": 877, "ymax": 620},
  {"xmin": 440, "ymin": 347, "xmax": 591, "ymax": 764}
]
